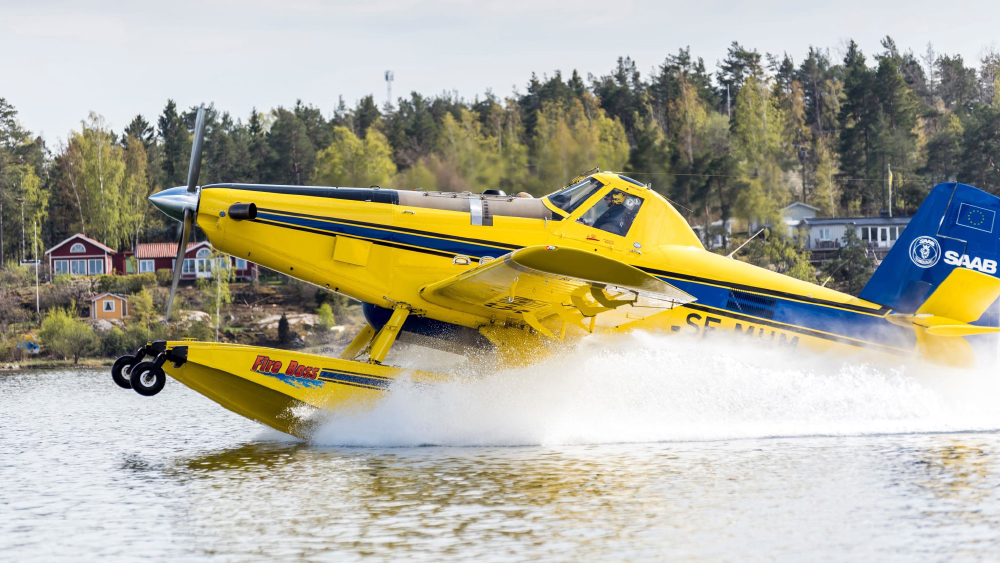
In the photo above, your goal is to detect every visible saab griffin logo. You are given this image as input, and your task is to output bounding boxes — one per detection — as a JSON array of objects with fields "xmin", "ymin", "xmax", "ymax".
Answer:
[{"xmin": 909, "ymin": 236, "xmax": 941, "ymax": 268}]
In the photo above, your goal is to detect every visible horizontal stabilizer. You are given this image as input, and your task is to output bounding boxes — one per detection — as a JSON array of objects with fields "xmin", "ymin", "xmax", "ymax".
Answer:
[
  {"xmin": 885, "ymin": 267, "xmax": 1000, "ymax": 366},
  {"xmin": 925, "ymin": 325, "xmax": 1000, "ymax": 337}
]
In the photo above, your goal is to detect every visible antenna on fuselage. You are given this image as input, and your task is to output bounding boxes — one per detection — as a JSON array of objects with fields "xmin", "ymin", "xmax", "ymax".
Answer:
[
  {"xmin": 565, "ymin": 167, "xmax": 600, "ymax": 188},
  {"xmin": 726, "ymin": 228, "xmax": 766, "ymax": 259}
]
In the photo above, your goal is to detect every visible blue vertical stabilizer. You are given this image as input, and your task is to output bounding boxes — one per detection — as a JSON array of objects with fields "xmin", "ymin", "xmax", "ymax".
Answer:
[{"xmin": 860, "ymin": 182, "xmax": 1000, "ymax": 317}]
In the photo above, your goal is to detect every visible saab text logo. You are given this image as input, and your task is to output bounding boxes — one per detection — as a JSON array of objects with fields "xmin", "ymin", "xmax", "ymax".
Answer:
[
  {"xmin": 909, "ymin": 236, "xmax": 941, "ymax": 268},
  {"xmin": 251, "ymin": 355, "xmax": 320, "ymax": 380},
  {"xmin": 943, "ymin": 251, "xmax": 998, "ymax": 274}
]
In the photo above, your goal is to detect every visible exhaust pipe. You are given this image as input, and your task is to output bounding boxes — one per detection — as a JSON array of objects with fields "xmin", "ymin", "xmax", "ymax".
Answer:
[{"xmin": 228, "ymin": 202, "xmax": 257, "ymax": 221}]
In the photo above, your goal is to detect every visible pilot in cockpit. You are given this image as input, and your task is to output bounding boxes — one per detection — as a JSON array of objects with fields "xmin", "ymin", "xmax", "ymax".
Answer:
[{"xmin": 593, "ymin": 190, "xmax": 631, "ymax": 235}]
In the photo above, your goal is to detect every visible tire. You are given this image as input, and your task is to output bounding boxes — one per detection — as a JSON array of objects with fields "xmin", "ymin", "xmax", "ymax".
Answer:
[
  {"xmin": 130, "ymin": 361, "xmax": 166, "ymax": 397},
  {"xmin": 111, "ymin": 355, "xmax": 136, "ymax": 389}
]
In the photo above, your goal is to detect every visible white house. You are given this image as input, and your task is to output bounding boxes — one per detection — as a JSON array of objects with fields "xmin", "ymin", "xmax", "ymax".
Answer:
[
  {"xmin": 796, "ymin": 216, "xmax": 912, "ymax": 252},
  {"xmin": 780, "ymin": 202, "xmax": 820, "ymax": 237}
]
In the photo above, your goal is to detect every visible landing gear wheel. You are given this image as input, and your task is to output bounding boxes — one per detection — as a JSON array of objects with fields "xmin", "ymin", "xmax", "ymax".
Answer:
[
  {"xmin": 111, "ymin": 355, "xmax": 136, "ymax": 389},
  {"xmin": 130, "ymin": 361, "xmax": 166, "ymax": 397}
]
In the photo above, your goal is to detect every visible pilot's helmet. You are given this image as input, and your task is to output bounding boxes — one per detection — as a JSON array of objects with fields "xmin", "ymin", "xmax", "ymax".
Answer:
[{"xmin": 609, "ymin": 190, "xmax": 627, "ymax": 205}]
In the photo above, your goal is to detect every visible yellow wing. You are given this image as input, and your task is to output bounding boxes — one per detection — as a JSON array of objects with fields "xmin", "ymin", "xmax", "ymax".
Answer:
[{"xmin": 420, "ymin": 245, "xmax": 694, "ymax": 336}]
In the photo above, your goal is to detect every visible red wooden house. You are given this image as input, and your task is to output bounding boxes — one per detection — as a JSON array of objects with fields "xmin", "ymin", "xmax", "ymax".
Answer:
[
  {"xmin": 45, "ymin": 234, "xmax": 116, "ymax": 276},
  {"xmin": 135, "ymin": 240, "xmax": 258, "ymax": 281}
]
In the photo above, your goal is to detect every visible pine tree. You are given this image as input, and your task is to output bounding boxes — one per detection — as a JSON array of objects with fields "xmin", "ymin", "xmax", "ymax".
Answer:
[
  {"xmin": 157, "ymin": 100, "xmax": 189, "ymax": 186},
  {"xmin": 266, "ymin": 108, "xmax": 315, "ymax": 185},
  {"xmin": 246, "ymin": 108, "xmax": 273, "ymax": 184},
  {"xmin": 838, "ymin": 41, "xmax": 879, "ymax": 212}
]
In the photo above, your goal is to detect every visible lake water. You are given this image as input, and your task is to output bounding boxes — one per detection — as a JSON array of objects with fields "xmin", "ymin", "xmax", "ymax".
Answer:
[{"xmin": 3, "ymin": 334, "xmax": 1000, "ymax": 562}]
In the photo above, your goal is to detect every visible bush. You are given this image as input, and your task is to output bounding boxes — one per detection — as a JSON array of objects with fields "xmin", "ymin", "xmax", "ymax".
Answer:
[
  {"xmin": 100, "ymin": 327, "xmax": 129, "ymax": 357},
  {"xmin": 0, "ymin": 262, "xmax": 33, "ymax": 288},
  {"xmin": 185, "ymin": 320, "xmax": 214, "ymax": 341},
  {"xmin": 39, "ymin": 306, "xmax": 98, "ymax": 363},
  {"xmin": 156, "ymin": 269, "xmax": 173, "ymax": 287},
  {"xmin": 0, "ymin": 326, "xmax": 21, "ymax": 362},
  {"xmin": 316, "ymin": 303, "xmax": 335, "ymax": 331},
  {"xmin": 96, "ymin": 273, "xmax": 158, "ymax": 294},
  {"xmin": 129, "ymin": 288, "xmax": 157, "ymax": 326},
  {"xmin": 0, "ymin": 290, "xmax": 34, "ymax": 327}
]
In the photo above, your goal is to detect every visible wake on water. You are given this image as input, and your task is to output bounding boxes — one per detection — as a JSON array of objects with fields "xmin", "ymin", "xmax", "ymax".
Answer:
[{"xmin": 273, "ymin": 332, "xmax": 1000, "ymax": 447}]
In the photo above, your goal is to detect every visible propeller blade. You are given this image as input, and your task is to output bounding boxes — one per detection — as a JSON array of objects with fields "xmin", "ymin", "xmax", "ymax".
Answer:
[
  {"xmin": 166, "ymin": 208, "xmax": 194, "ymax": 321},
  {"xmin": 186, "ymin": 105, "xmax": 206, "ymax": 193}
]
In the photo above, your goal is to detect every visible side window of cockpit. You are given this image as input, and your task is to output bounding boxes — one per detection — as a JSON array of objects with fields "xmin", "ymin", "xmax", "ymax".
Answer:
[
  {"xmin": 546, "ymin": 178, "xmax": 603, "ymax": 215},
  {"xmin": 576, "ymin": 190, "xmax": 644, "ymax": 236}
]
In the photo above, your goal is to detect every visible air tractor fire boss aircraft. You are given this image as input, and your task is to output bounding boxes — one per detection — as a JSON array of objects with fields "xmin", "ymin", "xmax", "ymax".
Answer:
[{"xmin": 113, "ymin": 106, "xmax": 1000, "ymax": 437}]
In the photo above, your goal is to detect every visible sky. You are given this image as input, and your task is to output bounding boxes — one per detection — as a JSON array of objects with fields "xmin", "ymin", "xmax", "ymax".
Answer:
[{"xmin": 2, "ymin": 0, "xmax": 998, "ymax": 143}]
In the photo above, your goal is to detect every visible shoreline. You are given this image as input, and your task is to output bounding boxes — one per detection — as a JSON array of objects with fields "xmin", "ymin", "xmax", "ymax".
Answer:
[{"xmin": 1, "ymin": 358, "xmax": 114, "ymax": 371}]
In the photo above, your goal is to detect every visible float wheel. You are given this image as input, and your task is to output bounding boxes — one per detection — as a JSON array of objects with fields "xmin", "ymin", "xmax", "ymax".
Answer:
[
  {"xmin": 111, "ymin": 355, "xmax": 136, "ymax": 389},
  {"xmin": 130, "ymin": 361, "xmax": 166, "ymax": 397}
]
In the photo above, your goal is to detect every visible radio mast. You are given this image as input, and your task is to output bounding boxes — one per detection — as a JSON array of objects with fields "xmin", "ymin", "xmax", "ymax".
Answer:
[{"xmin": 385, "ymin": 70, "xmax": 394, "ymax": 106}]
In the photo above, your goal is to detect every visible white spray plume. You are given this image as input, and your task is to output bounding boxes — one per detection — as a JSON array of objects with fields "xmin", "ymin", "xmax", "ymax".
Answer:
[{"xmin": 298, "ymin": 331, "xmax": 1000, "ymax": 448}]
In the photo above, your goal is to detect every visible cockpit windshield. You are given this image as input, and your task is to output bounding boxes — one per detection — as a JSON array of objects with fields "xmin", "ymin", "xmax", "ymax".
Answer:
[{"xmin": 545, "ymin": 177, "xmax": 604, "ymax": 215}]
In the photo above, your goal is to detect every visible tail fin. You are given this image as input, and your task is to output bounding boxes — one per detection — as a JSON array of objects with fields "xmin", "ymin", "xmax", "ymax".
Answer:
[
  {"xmin": 861, "ymin": 182, "xmax": 1000, "ymax": 313},
  {"xmin": 861, "ymin": 182, "xmax": 1000, "ymax": 366}
]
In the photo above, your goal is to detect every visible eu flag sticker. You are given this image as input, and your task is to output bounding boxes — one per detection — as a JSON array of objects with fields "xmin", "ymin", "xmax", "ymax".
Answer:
[{"xmin": 956, "ymin": 203, "xmax": 996, "ymax": 233}]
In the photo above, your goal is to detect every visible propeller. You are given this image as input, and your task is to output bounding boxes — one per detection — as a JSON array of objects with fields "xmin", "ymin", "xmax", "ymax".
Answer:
[{"xmin": 162, "ymin": 105, "xmax": 207, "ymax": 321}]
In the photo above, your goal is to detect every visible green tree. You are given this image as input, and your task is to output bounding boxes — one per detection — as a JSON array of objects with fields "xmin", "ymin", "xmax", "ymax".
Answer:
[
  {"xmin": 39, "ymin": 306, "xmax": 98, "ymax": 364},
  {"xmin": 393, "ymin": 159, "xmax": 438, "ymax": 191},
  {"xmin": 267, "ymin": 108, "xmax": 315, "ymax": 185},
  {"xmin": 923, "ymin": 112, "xmax": 963, "ymax": 185},
  {"xmin": 4, "ymin": 164, "xmax": 48, "ymax": 262},
  {"xmin": 739, "ymin": 230, "xmax": 816, "ymax": 282},
  {"xmin": 959, "ymin": 106, "xmax": 1000, "ymax": 192},
  {"xmin": 838, "ymin": 41, "xmax": 879, "ymax": 212},
  {"xmin": 531, "ymin": 97, "xmax": 629, "ymax": 193},
  {"xmin": 196, "ymin": 253, "xmax": 234, "ymax": 342},
  {"xmin": 121, "ymin": 135, "xmax": 149, "ymax": 252},
  {"xmin": 717, "ymin": 42, "xmax": 764, "ymax": 110},
  {"xmin": 157, "ymin": 100, "xmax": 189, "ymax": 187},
  {"xmin": 731, "ymin": 75, "xmax": 790, "ymax": 227},
  {"xmin": 245, "ymin": 108, "xmax": 273, "ymax": 184},
  {"xmin": 129, "ymin": 288, "xmax": 157, "ymax": 327},
  {"xmin": 313, "ymin": 126, "xmax": 396, "ymax": 187},
  {"xmin": 70, "ymin": 114, "xmax": 127, "ymax": 249},
  {"xmin": 821, "ymin": 226, "xmax": 876, "ymax": 294},
  {"xmin": 316, "ymin": 303, "xmax": 335, "ymax": 331}
]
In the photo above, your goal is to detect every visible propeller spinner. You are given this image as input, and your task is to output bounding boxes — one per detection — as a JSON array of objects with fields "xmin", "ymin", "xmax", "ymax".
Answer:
[{"xmin": 148, "ymin": 104, "xmax": 207, "ymax": 321}]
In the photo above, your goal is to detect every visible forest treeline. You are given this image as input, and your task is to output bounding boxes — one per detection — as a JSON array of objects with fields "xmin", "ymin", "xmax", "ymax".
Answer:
[{"xmin": 2, "ymin": 36, "xmax": 1000, "ymax": 264}]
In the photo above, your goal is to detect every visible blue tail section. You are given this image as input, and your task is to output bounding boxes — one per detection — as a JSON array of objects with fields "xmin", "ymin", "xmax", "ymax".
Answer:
[{"xmin": 860, "ymin": 182, "xmax": 1000, "ymax": 314}]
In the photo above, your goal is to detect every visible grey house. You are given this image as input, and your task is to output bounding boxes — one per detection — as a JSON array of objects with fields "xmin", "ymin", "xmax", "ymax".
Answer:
[{"xmin": 780, "ymin": 203, "xmax": 912, "ymax": 261}]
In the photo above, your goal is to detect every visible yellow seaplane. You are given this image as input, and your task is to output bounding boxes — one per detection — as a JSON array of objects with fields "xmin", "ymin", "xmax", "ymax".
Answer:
[{"xmin": 113, "ymin": 106, "xmax": 1000, "ymax": 438}]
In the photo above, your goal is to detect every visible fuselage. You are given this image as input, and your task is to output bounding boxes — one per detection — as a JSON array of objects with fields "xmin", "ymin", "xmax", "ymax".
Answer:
[{"xmin": 194, "ymin": 173, "xmax": 915, "ymax": 359}]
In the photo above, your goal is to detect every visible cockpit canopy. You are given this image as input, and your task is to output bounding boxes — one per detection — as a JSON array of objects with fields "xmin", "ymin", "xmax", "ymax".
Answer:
[{"xmin": 543, "ymin": 173, "xmax": 702, "ymax": 248}]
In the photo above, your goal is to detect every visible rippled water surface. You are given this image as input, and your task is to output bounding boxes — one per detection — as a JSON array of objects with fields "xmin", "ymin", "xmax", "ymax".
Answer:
[{"xmin": 3, "ymin": 335, "xmax": 1000, "ymax": 561}]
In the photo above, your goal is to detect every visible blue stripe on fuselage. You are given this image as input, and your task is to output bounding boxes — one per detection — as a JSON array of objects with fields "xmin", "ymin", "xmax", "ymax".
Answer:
[
  {"xmin": 256, "ymin": 211, "xmax": 911, "ymax": 350},
  {"xmin": 257, "ymin": 211, "xmax": 510, "ymax": 258},
  {"xmin": 662, "ymin": 277, "xmax": 915, "ymax": 349},
  {"xmin": 318, "ymin": 370, "xmax": 391, "ymax": 389}
]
